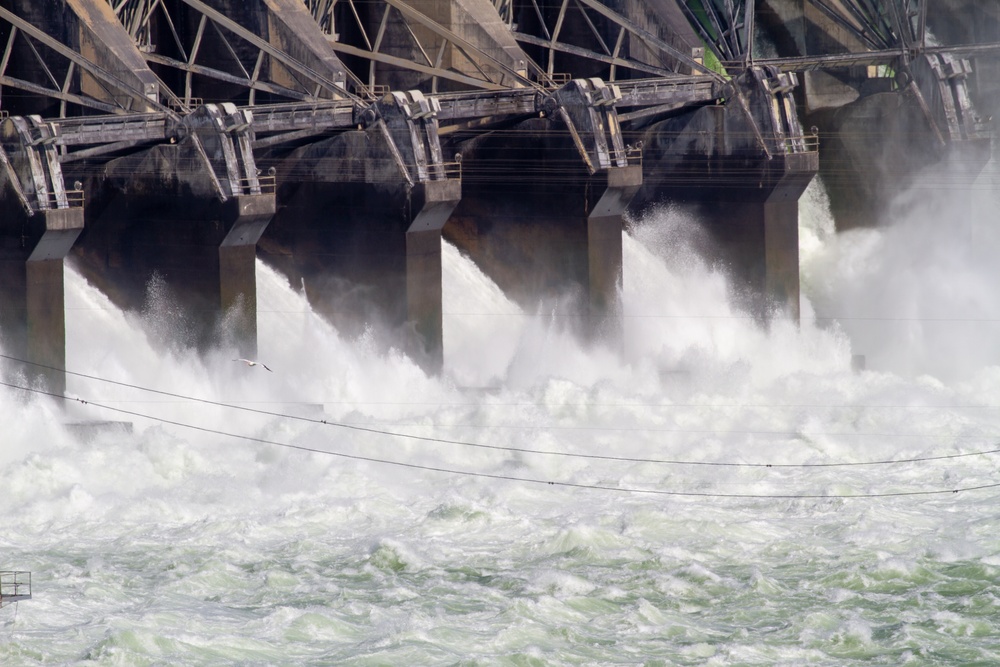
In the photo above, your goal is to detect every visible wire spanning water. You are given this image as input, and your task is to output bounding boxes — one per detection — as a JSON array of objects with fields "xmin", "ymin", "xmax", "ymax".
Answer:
[{"xmin": 2, "ymin": 174, "xmax": 1000, "ymax": 664}]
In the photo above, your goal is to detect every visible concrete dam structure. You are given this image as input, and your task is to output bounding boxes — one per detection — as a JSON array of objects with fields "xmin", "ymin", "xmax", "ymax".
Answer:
[{"xmin": 0, "ymin": 0, "xmax": 996, "ymax": 394}]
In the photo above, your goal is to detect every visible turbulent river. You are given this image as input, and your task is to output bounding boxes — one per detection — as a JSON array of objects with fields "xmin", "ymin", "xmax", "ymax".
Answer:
[{"xmin": 2, "ymin": 169, "xmax": 1000, "ymax": 665}]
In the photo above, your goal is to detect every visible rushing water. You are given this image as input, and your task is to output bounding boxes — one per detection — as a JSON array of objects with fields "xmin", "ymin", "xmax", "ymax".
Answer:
[{"xmin": 2, "ymin": 169, "xmax": 1000, "ymax": 665}]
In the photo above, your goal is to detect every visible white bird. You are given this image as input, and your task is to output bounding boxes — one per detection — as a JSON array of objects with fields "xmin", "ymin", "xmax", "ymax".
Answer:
[{"xmin": 234, "ymin": 358, "xmax": 272, "ymax": 372}]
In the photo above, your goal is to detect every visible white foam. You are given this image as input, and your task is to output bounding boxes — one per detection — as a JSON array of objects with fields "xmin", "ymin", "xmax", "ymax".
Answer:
[{"xmin": 2, "ymin": 179, "xmax": 999, "ymax": 663}]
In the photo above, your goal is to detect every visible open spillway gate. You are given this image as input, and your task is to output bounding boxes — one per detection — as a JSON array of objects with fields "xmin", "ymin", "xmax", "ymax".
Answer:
[{"xmin": 0, "ymin": 0, "xmax": 996, "ymax": 393}]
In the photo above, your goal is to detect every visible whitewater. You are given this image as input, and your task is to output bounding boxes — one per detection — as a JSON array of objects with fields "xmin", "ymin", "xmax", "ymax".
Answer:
[{"xmin": 2, "ymin": 165, "xmax": 1000, "ymax": 665}]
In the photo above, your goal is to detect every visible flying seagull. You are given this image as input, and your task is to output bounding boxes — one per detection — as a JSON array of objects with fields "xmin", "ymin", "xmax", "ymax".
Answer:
[{"xmin": 234, "ymin": 358, "xmax": 272, "ymax": 372}]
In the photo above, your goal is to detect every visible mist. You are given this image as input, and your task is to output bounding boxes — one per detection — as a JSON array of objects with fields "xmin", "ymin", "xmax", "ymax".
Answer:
[{"xmin": 801, "ymin": 152, "xmax": 1000, "ymax": 382}]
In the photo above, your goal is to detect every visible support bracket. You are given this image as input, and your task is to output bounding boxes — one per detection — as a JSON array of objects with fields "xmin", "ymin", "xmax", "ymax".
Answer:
[
  {"xmin": 552, "ymin": 78, "xmax": 628, "ymax": 174},
  {"xmin": 182, "ymin": 103, "xmax": 270, "ymax": 200},
  {"xmin": 370, "ymin": 90, "xmax": 456, "ymax": 185},
  {"xmin": 0, "ymin": 115, "xmax": 82, "ymax": 214}
]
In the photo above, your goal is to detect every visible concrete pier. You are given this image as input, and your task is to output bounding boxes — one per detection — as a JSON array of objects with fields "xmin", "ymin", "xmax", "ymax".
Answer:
[
  {"xmin": 808, "ymin": 53, "xmax": 991, "ymax": 230},
  {"xmin": 630, "ymin": 67, "xmax": 817, "ymax": 321},
  {"xmin": 0, "ymin": 0, "xmax": 161, "ymax": 117},
  {"xmin": 757, "ymin": 0, "xmax": 994, "ymax": 230},
  {"xmin": 0, "ymin": 116, "xmax": 83, "ymax": 395},
  {"xmin": 0, "ymin": 0, "xmax": 996, "ymax": 390},
  {"xmin": 69, "ymin": 104, "xmax": 275, "ymax": 356},
  {"xmin": 445, "ymin": 78, "xmax": 642, "ymax": 343},
  {"xmin": 258, "ymin": 91, "xmax": 460, "ymax": 373},
  {"xmin": 446, "ymin": 150, "xmax": 641, "ymax": 342}
]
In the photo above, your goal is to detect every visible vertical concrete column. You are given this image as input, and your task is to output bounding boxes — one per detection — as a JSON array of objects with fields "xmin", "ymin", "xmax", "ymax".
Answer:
[
  {"xmin": 406, "ymin": 179, "xmax": 462, "ymax": 372},
  {"xmin": 406, "ymin": 228, "xmax": 444, "ymax": 365},
  {"xmin": 587, "ymin": 165, "xmax": 642, "ymax": 339},
  {"xmin": 219, "ymin": 195, "xmax": 276, "ymax": 357},
  {"xmin": 444, "ymin": 107, "xmax": 641, "ymax": 348},
  {"xmin": 0, "ymin": 117, "xmax": 84, "ymax": 396},
  {"xmin": 0, "ymin": 208, "xmax": 83, "ymax": 397},
  {"xmin": 71, "ymin": 107, "xmax": 275, "ymax": 358},
  {"xmin": 258, "ymin": 91, "xmax": 460, "ymax": 374},
  {"xmin": 25, "ymin": 259, "xmax": 68, "ymax": 391},
  {"xmin": 219, "ymin": 244, "xmax": 259, "ymax": 352},
  {"xmin": 763, "ymin": 200, "xmax": 800, "ymax": 322},
  {"xmin": 587, "ymin": 214, "xmax": 623, "ymax": 325}
]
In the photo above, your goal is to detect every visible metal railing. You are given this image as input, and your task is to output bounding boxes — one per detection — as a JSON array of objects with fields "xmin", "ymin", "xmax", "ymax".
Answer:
[
  {"xmin": 237, "ymin": 174, "xmax": 276, "ymax": 195},
  {"xmin": 438, "ymin": 160, "xmax": 461, "ymax": 180},
  {"xmin": 354, "ymin": 83, "xmax": 390, "ymax": 100},
  {"xmin": 55, "ymin": 113, "xmax": 171, "ymax": 149},
  {"xmin": 537, "ymin": 73, "xmax": 571, "ymax": 89},
  {"xmin": 407, "ymin": 160, "xmax": 461, "ymax": 181},
  {"xmin": 168, "ymin": 97, "xmax": 204, "ymax": 113},
  {"xmin": 0, "ymin": 571, "xmax": 31, "ymax": 608},
  {"xmin": 777, "ymin": 132, "xmax": 820, "ymax": 155},
  {"xmin": 38, "ymin": 188, "xmax": 85, "ymax": 210},
  {"xmin": 607, "ymin": 141, "xmax": 643, "ymax": 168}
]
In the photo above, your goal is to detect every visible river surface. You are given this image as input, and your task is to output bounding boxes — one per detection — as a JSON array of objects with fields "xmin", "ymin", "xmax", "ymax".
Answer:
[{"xmin": 2, "ymin": 173, "xmax": 1000, "ymax": 665}]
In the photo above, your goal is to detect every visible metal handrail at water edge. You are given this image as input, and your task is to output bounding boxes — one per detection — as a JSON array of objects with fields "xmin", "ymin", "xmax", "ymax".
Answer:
[{"xmin": 0, "ymin": 571, "xmax": 31, "ymax": 608}]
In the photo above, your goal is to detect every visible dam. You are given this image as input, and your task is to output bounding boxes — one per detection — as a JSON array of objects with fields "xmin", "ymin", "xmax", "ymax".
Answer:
[{"xmin": 0, "ymin": 0, "xmax": 996, "ymax": 394}]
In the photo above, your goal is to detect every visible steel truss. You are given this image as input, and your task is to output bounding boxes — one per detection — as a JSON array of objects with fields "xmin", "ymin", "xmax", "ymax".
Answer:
[
  {"xmin": 0, "ymin": 7, "xmax": 167, "ymax": 117},
  {"xmin": 495, "ymin": 0, "xmax": 718, "ymax": 82},
  {"xmin": 679, "ymin": 0, "xmax": 755, "ymax": 68},
  {"xmin": 107, "ymin": 0, "xmax": 354, "ymax": 107},
  {"xmin": 304, "ymin": 0, "xmax": 538, "ymax": 93},
  {"xmin": 804, "ymin": 0, "xmax": 925, "ymax": 54}
]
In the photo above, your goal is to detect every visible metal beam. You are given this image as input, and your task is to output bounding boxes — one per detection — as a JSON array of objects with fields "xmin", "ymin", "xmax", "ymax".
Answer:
[
  {"xmin": 512, "ymin": 32, "xmax": 676, "ymax": 79},
  {"xmin": 330, "ymin": 42, "xmax": 511, "ymax": 91},
  {"xmin": 433, "ymin": 88, "xmax": 538, "ymax": 122},
  {"xmin": 144, "ymin": 52, "xmax": 315, "ymax": 101},
  {"xmin": 176, "ymin": 0, "xmax": 351, "ymax": 99},
  {"xmin": 380, "ymin": 0, "xmax": 538, "ymax": 88},
  {"xmin": 572, "ymin": 0, "xmax": 720, "ymax": 78},
  {"xmin": 0, "ymin": 75, "xmax": 124, "ymax": 114},
  {"xmin": 244, "ymin": 100, "xmax": 355, "ymax": 133},
  {"xmin": 0, "ymin": 7, "xmax": 169, "ymax": 113},
  {"xmin": 615, "ymin": 77, "xmax": 719, "ymax": 108}
]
